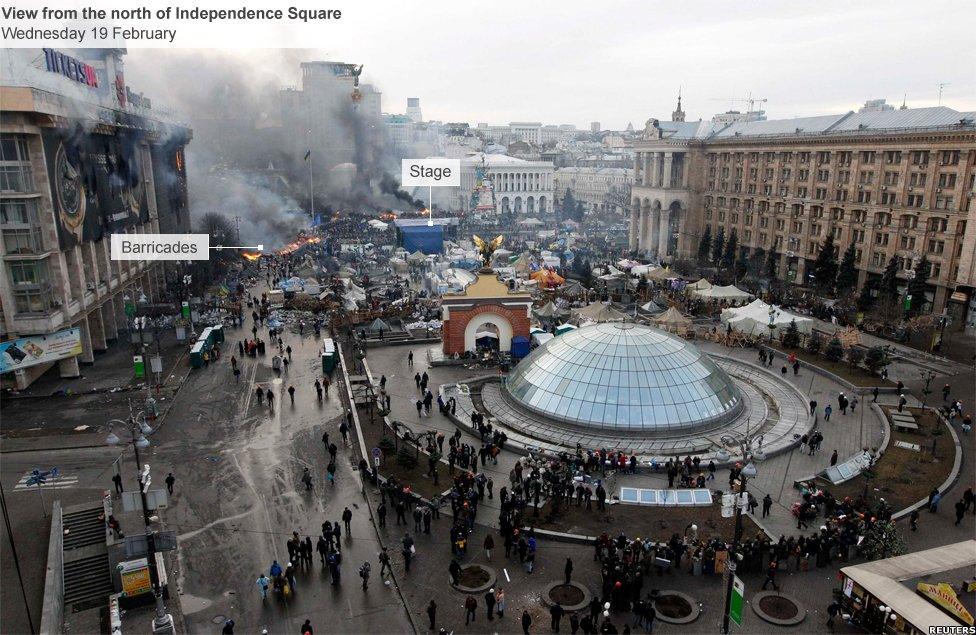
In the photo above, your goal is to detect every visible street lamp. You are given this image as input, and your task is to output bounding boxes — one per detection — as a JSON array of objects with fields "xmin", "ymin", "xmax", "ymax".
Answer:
[
  {"xmin": 721, "ymin": 433, "xmax": 763, "ymax": 634},
  {"xmin": 105, "ymin": 418, "xmax": 174, "ymax": 634}
]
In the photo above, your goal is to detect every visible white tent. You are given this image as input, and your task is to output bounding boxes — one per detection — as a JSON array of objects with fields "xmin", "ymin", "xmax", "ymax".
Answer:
[
  {"xmin": 691, "ymin": 284, "xmax": 753, "ymax": 304},
  {"xmin": 721, "ymin": 299, "xmax": 813, "ymax": 337},
  {"xmin": 688, "ymin": 278, "xmax": 712, "ymax": 291}
]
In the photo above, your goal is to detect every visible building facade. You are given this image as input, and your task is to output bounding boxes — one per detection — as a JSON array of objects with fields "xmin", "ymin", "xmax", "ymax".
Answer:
[
  {"xmin": 554, "ymin": 166, "xmax": 633, "ymax": 217},
  {"xmin": 279, "ymin": 61, "xmax": 381, "ymax": 170},
  {"xmin": 1, "ymin": 48, "xmax": 191, "ymax": 388},
  {"xmin": 459, "ymin": 153, "xmax": 554, "ymax": 217},
  {"xmin": 630, "ymin": 100, "xmax": 976, "ymax": 322}
]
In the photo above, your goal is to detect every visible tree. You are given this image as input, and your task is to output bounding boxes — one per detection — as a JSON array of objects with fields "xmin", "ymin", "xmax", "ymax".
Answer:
[
  {"xmin": 905, "ymin": 258, "xmax": 932, "ymax": 316},
  {"xmin": 824, "ymin": 336, "xmax": 844, "ymax": 362},
  {"xmin": 733, "ymin": 250, "xmax": 749, "ymax": 281},
  {"xmin": 864, "ymin": 346, "xmax": 890, "ymax": 374},
  {"xmin": 806, "ymin": 331, "xmax": 822, "ymax": 355},
  {"xmin": 721, "ymin": 229, "xmax": 738, "ymax": 269},
  {"xmin": 696, "ymin": 226, "xmax": 712, "ymax": 265},
  {"xmin": 764, "ymin": 249, "xmax": 780, "ymax": 279},
  {"xmin": 810, "ymin": 234, "xmax": 838, "ymax": 294},
  {"xmin": 879, "ymin": 255, "xmax": 901, "ymax": 305},
  {"xmin": 711, "ymin": 227, "xmax": 725, "ymax": 264},
  {"xmin": 848, "ymin": 347, "xmax": 865, "ymax": 368},
  {"xmin": 782, "ymin": 319, "xmax": 801, "ymax": 349},
  {"xmin": 750, "ymin": 247, "xmax": 766, "ymax": 276},
  {"xmin": 859, "ymin": 519, "xmax": 906, "ymax": 561},
  {"xmin": 857, "ymin": 277, "xmax": 880, "ymax": 312},
  {"xmin": 561, "ymin": 188, "xmax": 577, "ymax": 222},
  {"xmin": 835, "ymin": 243, "xmax": 858, "ymax": 296}
]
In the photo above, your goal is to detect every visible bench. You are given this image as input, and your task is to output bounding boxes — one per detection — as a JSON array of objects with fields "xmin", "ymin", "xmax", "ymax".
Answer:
[
  {"xmin": 893, "ymin": 420, "xmax": 919, "ymax": 433},
  {"xmin": 894, "ymin": 440, "xmax": 921, "ymax": 452}
]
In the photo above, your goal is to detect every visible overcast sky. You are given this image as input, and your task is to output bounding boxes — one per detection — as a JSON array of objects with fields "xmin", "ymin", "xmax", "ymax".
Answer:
[{"xmin": 128, "ymin": 0, "xmax": 975, "ymax": 129}]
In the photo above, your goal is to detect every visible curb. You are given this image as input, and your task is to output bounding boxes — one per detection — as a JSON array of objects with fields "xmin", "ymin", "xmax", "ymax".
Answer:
[{"xmin": 892, "ymin": 409, "xmax": 964, "ymax": 521}]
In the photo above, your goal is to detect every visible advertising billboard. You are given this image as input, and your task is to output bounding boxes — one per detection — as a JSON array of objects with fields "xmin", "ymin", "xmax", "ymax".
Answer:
[
  {"xmin": 0, "ymin": 328, "xmax": 83, "ymax": 373},
  {"xmin": 41, "ymin": 126, "xmax": 150, "ymax": 250}
]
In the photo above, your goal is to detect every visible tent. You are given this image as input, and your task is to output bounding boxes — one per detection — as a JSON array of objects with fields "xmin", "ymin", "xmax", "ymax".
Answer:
[
  {"xmin": 652, "ymin": 307, "xmax": 693, "ymax": 334},
  {"xmin": 645, "ymin": 267, "xmax": 677, "ymax": 282},
  {"xmin": 688, "ymin": 278, "xmax": 712, "ymax": 291},
  {"xmin": 512, "ymin": 253, "xmax": 533, "ymax": 275},
  {"xmin": 559, "ymin": 279, "xmax": 585, "ymax": 298},
  {"xmin": 519, "ymin": 217, "xmax": 544, "ymax": 226},
  {"xmin": 407, "ymin": 250, "xmax": 427, "ymax": 263},
  {"xmin": 534, "ymin": 301, "xmax": 569, "ymax": 318},
  {"xmin": 555, "ymin": 323, "xmax": 578, "ymax": 335},
  {"xmin": 368, "ymin": 318, "xmax": 391, "ymax": 333},
  {"xmin": 720, "ymin": 299, "xmax": 813, "ymax": 337},
  {"xmin": 572, "ymin": 301, "xmax": 628, "ymax": 324},
  {"xmin": 531, "ymin": 269, "xmax": 565, "ymax": 289},
  {"xmin": 638, "ymin": 299, "xmax": 664, "ymax": 313},
  {"xmin": 691, "ymin": 284, "xmax": 753, "ymax": 304}
]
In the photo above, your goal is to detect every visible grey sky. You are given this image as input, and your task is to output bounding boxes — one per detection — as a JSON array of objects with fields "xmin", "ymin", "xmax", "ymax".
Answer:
[{"xmin": 128, "ymin": 0, "xmax": 975, "ymax": 129}]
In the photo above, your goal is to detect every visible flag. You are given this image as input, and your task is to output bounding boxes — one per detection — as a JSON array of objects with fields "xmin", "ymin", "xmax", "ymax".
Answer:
[{"xmin": 304, "ymin": 149, "xmax": 311, "ymax": 162}]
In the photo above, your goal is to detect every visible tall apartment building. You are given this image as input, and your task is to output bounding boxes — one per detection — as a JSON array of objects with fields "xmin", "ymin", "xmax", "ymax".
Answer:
[
  {"xmin": 279, "ymin": 61, "xmax": 381, "ymax": 170},
  {"xmin": 630, "ymin": 98, "xmax": 976, "ymax": 329},
  {"xmin": 1, "ymin": 48, "xmax": 191, "ymax": 388}
]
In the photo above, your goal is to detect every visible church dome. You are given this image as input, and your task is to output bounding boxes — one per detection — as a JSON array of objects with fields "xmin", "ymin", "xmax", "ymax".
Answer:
[{"xmin": 505, "ymin": 322, "xmax": 742, "ymax": 433}]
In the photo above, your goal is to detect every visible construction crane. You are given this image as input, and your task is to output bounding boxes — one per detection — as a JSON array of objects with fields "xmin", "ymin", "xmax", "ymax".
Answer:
[{"xmin": 710, "ymin": 92, "xmax": 768, "ymax": 114}]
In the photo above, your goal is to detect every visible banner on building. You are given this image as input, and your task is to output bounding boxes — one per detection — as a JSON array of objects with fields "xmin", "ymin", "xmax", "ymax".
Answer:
[
  {"xmin": 41, "ymin": 126, "xmax": 151, "ymax": 250},
  {"xmin": 0, "ymin": 328, "xmax": 82, "ymax": 373}
]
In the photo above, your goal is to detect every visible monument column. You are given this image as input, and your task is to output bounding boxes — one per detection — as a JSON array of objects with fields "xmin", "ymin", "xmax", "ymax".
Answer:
[
  {"xmin": 663, "ymin": 152, "xmax": 674, "ymax": 189},
  {"xmin": 658, "ymin": 208, "xmax": 670, "ymax": 257}
]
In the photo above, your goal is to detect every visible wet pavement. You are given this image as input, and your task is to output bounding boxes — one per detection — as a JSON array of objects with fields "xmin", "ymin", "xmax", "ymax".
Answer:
[{"xmin": 148, "ymin": 303, "xmax": 413, "ymax": 633}]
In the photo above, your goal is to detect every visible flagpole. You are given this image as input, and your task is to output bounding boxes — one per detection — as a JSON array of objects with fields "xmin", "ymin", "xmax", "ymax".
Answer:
[{"xmin": 308, "ymin": 149, "xmax": 314, "ymax": 218}]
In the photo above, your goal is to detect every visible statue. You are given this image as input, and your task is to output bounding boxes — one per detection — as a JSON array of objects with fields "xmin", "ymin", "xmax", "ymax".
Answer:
[{"xmin": 472, "ymin": 234, "xmax": 504, "ymax": 268}]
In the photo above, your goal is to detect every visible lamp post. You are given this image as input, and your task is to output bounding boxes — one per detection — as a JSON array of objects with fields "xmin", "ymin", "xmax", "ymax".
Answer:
[
  {"xmin": 106, "ymin": 418, "xmax": 174, "ymax": 634},
  {"xmin": 721, "ymin": 435, "xmax": 761, "ymax": 634}
]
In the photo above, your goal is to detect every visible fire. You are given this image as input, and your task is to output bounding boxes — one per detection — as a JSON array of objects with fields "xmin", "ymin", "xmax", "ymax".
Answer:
[
  {"xmin": 242, "ymin": 252, "xmax": 261, "ymax": 261},
  {"xmin": 277, "ymin": 235, "xmax": 323, "ymax": 255},
  {"xmin": 419, "ymin": 208, "xmax": 430, "ymax": 216}
]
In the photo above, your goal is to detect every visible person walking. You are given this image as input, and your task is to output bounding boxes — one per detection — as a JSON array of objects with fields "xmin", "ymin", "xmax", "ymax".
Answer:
[
  {"xmin": 112, "ymin": 472, "xmax": 124, "ymax": 495},
  {"xmin": 496, "ymin": 588, "xmax": 506, "ymax": 618},
  {"xmin": 408, "ymin": 350, "xmax": 414, "ymax": 367},
  {"xmin": 449, "ymin": 558, "xmax": 462, "ymax": 585},
  {"xmin": 300, "ymin": 619, "xmax": 312, "ymax": 635},
  {"xmin": 522, "ymin": 609, "xmax": 533, "ymax": 634},
  {"xmin": 826, "ymin": 601, "xmax": 840, "ymax": 632},
  {"xmin": 377, "ymin": 501, "xmax": 387, "ymax": 528},
  {"xmin": 426, "ymin": 600, "xmax": 437, "ymax": 631},
  {"xmin": 256, "ymin": 386, "xmax": 264, "ymax": 405},
  {"xmin": 342, "ymin": 507, "xmax": 353, "ymax": 533},
  {"xmin": 359, "ymin": 561, "xmax": 371, "ymax": 590},
  {"xmin": 288, "ymin": 385, "xmax": 295, "ymax": 404},
  {"xmin": 379, "ymin": 547, "xmax": 392, "ymax": 577},
  {"xmin": 830, "ymin": 450, "xmax": 839, "ymax": 466},
  {"xmin": 301, "ymin": 467, "xmax": 313, "ymax": 491},
  {"xmin": 465, "ymin": 595, "xmax": 478, "ymax": 625},
  {"xmin": 339, "ymin": 419, "xmax": 350, "ymax": 445},
  {"xmin": 267, "ymin": 390, "xmax": 275, "ymax": 412},
  {"xmin": 955, "ymin": 499, "xmax": 967, "ymax": 525},
  {"xmin": 550, "ymin": 602, "xmax": 565, "ymax": 632},
  {"xmin": 762, "ymin": 493, "xmax": 773, "ymax": 518},
  {"xmin": 761, "ymin": 560, "xmax": 779, "ymax": 590},
  {"xmin": 824, "ymin": 404, "xmax": 832, "ymax": 421},
  {"xmin": 485, "ymin": 588, "xmax": 496, "ymax": 621},
  {"xmin": 402, "ymin": 533, "xmax": 414, "ymax": 572},
  {"xmin": 564, "ymin": 557, "xmax": 574, "ymax": 584},
  {"xmin": 484, "ymin": 533, "xmax": 494, "ymax": 560},
  {"xmin": 256, "ymin": 573, "xmax": 270, "ymax": 600},
  {"xmin": 909, "ymin": 509, "xmax": 919, "ymax": 531}
]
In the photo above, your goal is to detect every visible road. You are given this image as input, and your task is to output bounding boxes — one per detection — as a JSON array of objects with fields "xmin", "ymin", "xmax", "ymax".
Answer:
[{"xmin": 148, "ymin": 308, "xmax": 414, "ymax": 633}]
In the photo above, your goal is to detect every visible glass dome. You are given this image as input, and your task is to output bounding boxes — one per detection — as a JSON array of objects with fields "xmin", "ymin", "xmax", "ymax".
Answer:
[{"xmin": 506, "ymin": 322, "xmax": 742, "ymax": 433}]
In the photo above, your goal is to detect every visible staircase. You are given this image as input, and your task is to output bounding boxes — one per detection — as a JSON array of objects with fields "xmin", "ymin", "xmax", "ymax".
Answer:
[
  {"xmin": 62, "ymin": 507, "xmax": 105, "ymax": 550},
  {"xmin": 63, "ymin": 553, "xmax": 113, "ymax": 604},
  {"xmin": 61, "ymin": 504, "xmax": 114, "ymax": 607}
]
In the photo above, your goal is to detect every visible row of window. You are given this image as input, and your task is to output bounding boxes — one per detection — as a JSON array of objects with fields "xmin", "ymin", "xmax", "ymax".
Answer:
[{"xmin": 707, "ymin": 149, "xmax": 965, "ymax": 167}]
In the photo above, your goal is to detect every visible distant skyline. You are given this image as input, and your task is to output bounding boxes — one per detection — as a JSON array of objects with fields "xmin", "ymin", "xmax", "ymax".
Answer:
[{"xmin": 127, "ymin": 0, "xmax": 976, "ymax": 129}]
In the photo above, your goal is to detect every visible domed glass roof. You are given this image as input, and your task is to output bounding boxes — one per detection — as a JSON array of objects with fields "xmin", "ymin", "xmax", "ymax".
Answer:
[{"xmin": 506, "ymin": 322, "xmax": 742, "ymax": 433}]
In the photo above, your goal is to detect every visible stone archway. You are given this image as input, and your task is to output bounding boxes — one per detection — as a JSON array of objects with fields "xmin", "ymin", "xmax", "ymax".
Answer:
[
  {"xmin": 464, "ymin": 312, "xmax": 514, "ymax": 352},
  {"xmin": 514, "ymin": 197, "xmax": 523, "ymax": 214},
  {"xmin": 666, "ymin": 201, "xmax": 682, "ymax": 257},
  {"xmin": 527, "ymin": 196, "xmax": 535, "ymax": 214},
  {"xmin": 539, "ymin": 196, "xmax": 547, "ymax": 213}
]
